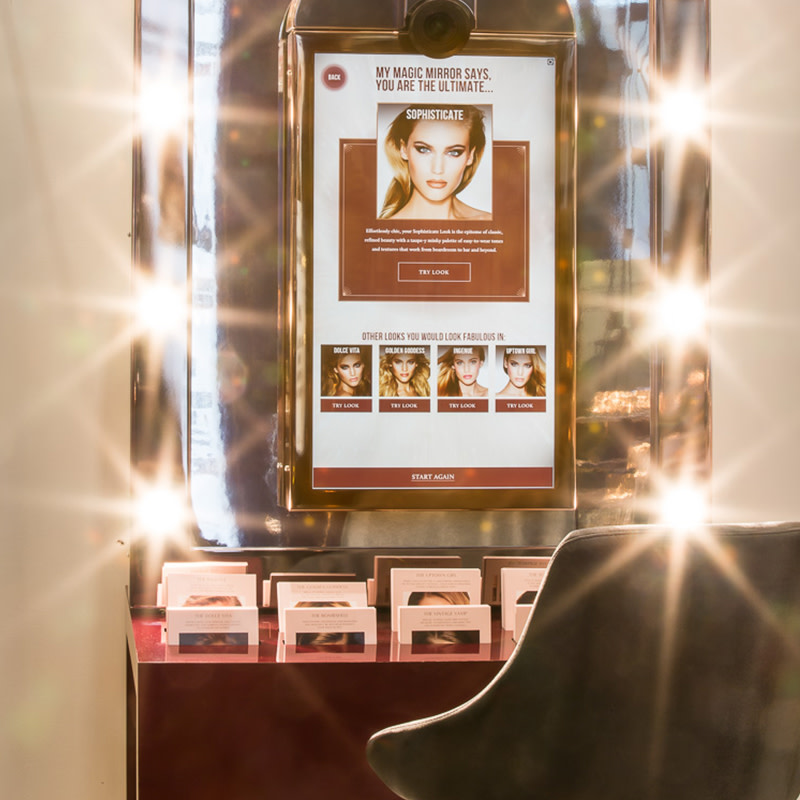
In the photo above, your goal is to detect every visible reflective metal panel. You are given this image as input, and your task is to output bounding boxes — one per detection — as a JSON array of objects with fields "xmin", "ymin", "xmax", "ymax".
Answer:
[{"xmin": 131, "ymin": 0, "xmax": 709, "ymax": 582}]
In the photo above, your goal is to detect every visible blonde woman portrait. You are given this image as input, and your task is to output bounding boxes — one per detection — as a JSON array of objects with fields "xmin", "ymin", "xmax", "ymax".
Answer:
[
  {"xmin": 379, "ymin": 349, "xmax": 431, "ymax": 397},
  {"xmin": 379, "ymin": 103, "xmax": 490, "ymax": 221},
  {"xmin": 437, "ymin": 346, "xmax": 488, "ymax": 397},
  {"xmin": 321, "ymin": 346, "xmax": 372, "ymax": 397},
  {"xmin": 497, "ymin": 347, "xmax": 546, "ymax": 397}
]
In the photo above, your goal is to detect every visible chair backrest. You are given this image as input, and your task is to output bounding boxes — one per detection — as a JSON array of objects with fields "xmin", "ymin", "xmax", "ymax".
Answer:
[{"xmin": 367, "ymin": 523, "xmax": 800, "ymax": 800}]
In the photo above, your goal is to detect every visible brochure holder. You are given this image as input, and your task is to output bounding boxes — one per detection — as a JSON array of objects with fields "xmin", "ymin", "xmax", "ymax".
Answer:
[
  {"xmin": 389, "ymin": 567, "xmax": 482, "ymax": 629},
  {"xmin": 163, "ymin": 571, "xmax": 259, "ymax": 646},
  {"xmin": 276, "ymin": 581, "xmax": 369, "ymax": 636}
]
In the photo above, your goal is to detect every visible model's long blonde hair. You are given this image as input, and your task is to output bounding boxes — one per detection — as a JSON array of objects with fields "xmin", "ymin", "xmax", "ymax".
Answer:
[
  {"xmin": 437, "ymin": 346, "xmax": 485, "ymax": 397},
  {"xmin": 379, "ymin": 351, "xmax": 431, "ymax": 397},
  {"xmin": 502, "ymin": 349, "xmax": 546, "ymax": 397}
]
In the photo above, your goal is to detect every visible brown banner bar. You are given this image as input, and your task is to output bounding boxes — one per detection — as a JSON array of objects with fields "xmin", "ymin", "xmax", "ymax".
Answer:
[
  {"xmin": 320, "ymin": 398, "xmax": 373, "ymax": 412},
  {"xmin": 495, "ymin": 398, "xmax": 546, "ymax": 413},
  {"xmin": 437, "ymin": 398, "xmax": 489, "ymax": 413},
  {"xmin": 379, "ymin": 398, "xmax": 431, "ymax": 413},
  {"xmin": 313, "ymin": 466, "xmax": 553, "ymax": 489}
]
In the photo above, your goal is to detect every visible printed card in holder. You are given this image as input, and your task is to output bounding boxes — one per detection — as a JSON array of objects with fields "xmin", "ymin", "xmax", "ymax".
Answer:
[
  {"xmin": 159, "ymin": 561, "xmax": 249, "ymax": 606},
  {"xmin": 373, "ymin": 555, "xmax": 462, "ymax": 606},
  {"xmin": 164, "ymin": 572, "xmax": 259, "ymax": 646},
  {"xmin": 500, "ymin": 567, "xmax": 547, "ymax": 630},
  {"xmin": 166, "ymin": 606, "xmax": 260, "ymax": 647},
  {"xmin": 263, "ymin": 572, "xmax": 357, "ymax": 608},
  {"xmin": 284, "ymin": 605, "xmax": 377, "ymax": 648},
  {"xmin": 397, "ymin": 603, "xmax": 491, "ymax": 645},
  {"xmin": 166, "ymin": 572, "xmax": 257, "ymax": 608},
  {"xmin": 481, "ymin": 555, "xmax": 551, "ymax": 605},
  {"xmin": 389, "ymin": 568, "xmax": 482, "ymax": 630},
  {"xmin": 276, "ymin": 581, "xmax": 368, "ymax": 637}
]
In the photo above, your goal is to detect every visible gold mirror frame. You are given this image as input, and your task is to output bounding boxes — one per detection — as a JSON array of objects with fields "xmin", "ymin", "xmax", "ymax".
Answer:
[{"xmin": 130, "ymin": 0, "xmax": 709, "ymax": 602}]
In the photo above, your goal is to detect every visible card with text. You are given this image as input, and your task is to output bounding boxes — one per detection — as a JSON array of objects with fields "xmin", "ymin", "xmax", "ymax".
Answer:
[
  {"xmin": 283, "ymin": 605, "xmax": 377, "ymax": 646},
  {"xmin": 263, "ymin": 573, "xmax": 357, "ymax": 608},
  {"xmin": 159, "ymin": 561, "xmax": 249, "ymax": 606},
  {"xmin": 166, "ymin": 605, "xmax": 259, "ymax": 646},
  {"xmin": 500, "ymin": 567, "xmax": 547, "ymax": 630},
  {"xmin": 373, "ymin": 555, "xmax": 462, "ymax": 606},
  {"xmin": 389, "ymin": 568, "xmax": 482, "ymax": 630},
  {"xmin": 481, "ymin": 555, "xmax": 550, "ymax": 605},
  {"xmin": 276, "ymin": 581, "xmax": 368, "ymax": 632},
  {"xmin": 165, "ymin": 573, "xmax": 257, "ymax": 609},
  {"xmin": 397, "ymin": 603, "xmax": 491, "ymax": 645}
]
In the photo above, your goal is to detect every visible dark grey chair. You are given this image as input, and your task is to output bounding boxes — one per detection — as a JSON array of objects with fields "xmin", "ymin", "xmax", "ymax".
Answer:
[{"xmin": 367, "ymin": 523, "xmax": 800, "ymax": 800}]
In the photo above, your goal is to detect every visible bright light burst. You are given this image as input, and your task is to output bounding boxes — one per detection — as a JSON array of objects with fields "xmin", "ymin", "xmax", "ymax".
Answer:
[
  {"xmin": 651, "ymin": 281, "xmax": 707, "ymax": 344},
  {"xmin": 657, "ymin": 86, "xmax": 708, "ymax": 141},
  {"xmin": 134, "ymin": 484, "xmax": 190, "ymax": 542},
  {"xmin": 138, "ymin": 80, "xmax": 189, "ymax": 135},
  {"xmin": 657, "ymin": 482, "xmax": 708, "ymax": 530},
  {"xmin": 134, "ymin": 278, "xmax": 187, "ymax": 337}
]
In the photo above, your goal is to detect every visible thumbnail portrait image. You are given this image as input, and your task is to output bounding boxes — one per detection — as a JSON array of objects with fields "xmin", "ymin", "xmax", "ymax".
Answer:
[
  {"xmin": 437, "ymin": 346, "xmax": 489, "ymax": 398},
  {"xmin": 320, "ymin": 345, "xmax": 372, "ymax": 397},
  {"xmin": 406, "ymin": 591, "xmax": 479, "ymax": 646},
  {"xmin": 496, "ymin": 346, "xmax": 546, "ymax": 397},
  {"xmin": 378, "ymin": 346, "xmax": 431, "ymax": 397},
  {"xmin": 376, "ymin": 103, "xmax": 493, "ymax": 221}
]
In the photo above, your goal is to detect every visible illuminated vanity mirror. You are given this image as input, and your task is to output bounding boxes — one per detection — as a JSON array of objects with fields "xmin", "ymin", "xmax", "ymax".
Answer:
[{"xmin": 131, "ymin": 0, "xmax": 708, "ymax": 601}]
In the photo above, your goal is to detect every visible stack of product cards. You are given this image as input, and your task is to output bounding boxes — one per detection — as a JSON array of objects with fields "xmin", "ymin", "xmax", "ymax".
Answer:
[
  {"xmin": 500, "ymin": 566, "xmax": 548, "ymax": 640},
  {"xmin": 276, "ymin": 581, "xmax": 376, "ymax": 647},
  {"xmin": 390, "ymin": 567, "xmax": 491, "ymax": 646},
  {"xmin": 158, "ymin": 561, "xmax": 250, "ymax": 606},
  {"xmin": 162, "ymin": 563, "xmax": 259, "ymax": 646},
  {"xmin": 370, "ymin": 555, "xmax": 462, "ymax": 606},
  {"xmin": 481, "ymin": 555, "xmax": 551, "ymax": 605}
]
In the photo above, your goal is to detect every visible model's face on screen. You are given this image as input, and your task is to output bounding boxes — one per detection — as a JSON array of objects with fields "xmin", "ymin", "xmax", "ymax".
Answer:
[
  {"xmin": 334, "ymin": 354, "xmax": 365, "ymax": 388},
  {"xmin": 391, "ymin": 354, "xmax": 417, "ymax": 384},
  {"xmin": 401, "ymin": 120, "xmax": 474, "ymax": 204},
  {"xmin": 504, "ymin": 354, "xmax": 534, "ymax": 388},
  {"xmin": 453, "ymin": 353, "xmax": 482, "ymax": 386}
]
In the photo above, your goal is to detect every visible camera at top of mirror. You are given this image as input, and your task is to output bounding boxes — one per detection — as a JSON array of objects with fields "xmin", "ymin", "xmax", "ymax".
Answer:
[{"xmin": 405, "ymin": 0, "xmax": 476, "ymax": 59}]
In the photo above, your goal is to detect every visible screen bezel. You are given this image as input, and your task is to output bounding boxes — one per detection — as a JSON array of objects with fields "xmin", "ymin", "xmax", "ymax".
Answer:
[{"xmin": 280, "ymin": 32, "xmax": 577, "ymax": 511}]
